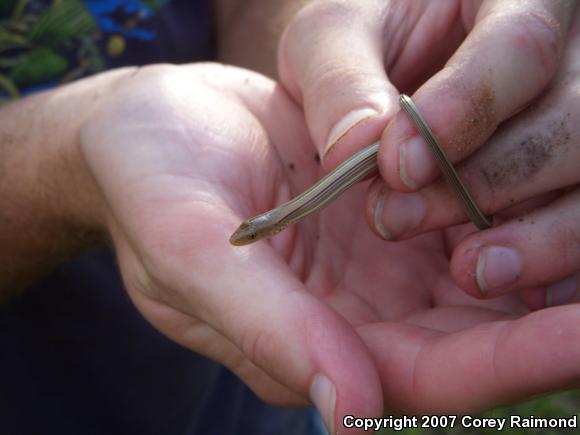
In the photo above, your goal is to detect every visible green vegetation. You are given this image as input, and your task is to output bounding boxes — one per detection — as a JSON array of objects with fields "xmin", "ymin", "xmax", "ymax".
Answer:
[{"xmin": 0, "ymin": 0, "xmax": 99, "ymax": 100}]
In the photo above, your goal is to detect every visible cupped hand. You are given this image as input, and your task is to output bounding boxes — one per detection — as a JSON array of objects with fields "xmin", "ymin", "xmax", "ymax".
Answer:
[
  {"xmin": 79, "ymin": 64, "xmax": 580, "ymax": 434},
  {"xmin": 80, "ymin": 63, "xmax": 383, "ymax": 433}
]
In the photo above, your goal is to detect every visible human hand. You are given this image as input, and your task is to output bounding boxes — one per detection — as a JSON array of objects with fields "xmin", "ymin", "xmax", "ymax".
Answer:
[
  {"xmin": 79, "ymin": 63, "xmax": 388, "ymax": 433},
  {"xmin": 79, "ymin": 64, "xmax": 580, "ymax": 434},
  {"xmin": 363, "ymin": 9, "xmax": 580, "ymax": 309},
  {"xmin": 278, "ymin": 1, "xmax": 579, "ymax": 309},
  {"xmin": 279, "ymin": 0, "xmax": 574, "ymax": 170}
]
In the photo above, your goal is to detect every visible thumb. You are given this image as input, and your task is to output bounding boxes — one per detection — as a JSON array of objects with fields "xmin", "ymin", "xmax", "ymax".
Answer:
[
  {"xmin": 204, "ymin": 242, "xmax": 384, "ymax": 434},
  {"xmin": 278, "ymin": 1, "xmax": 399, "ymax": 170},
  {"xmin": 118, "ymin": 214, "xmax": 384, "ymax": 434}
]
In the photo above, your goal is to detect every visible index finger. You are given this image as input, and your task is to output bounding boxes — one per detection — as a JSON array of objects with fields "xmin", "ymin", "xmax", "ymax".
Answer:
[
  {"xmin": 359, "ymin": 305, "xmax": 580, "ymax": 413},
  {"xmin": 379, "ymin": 0, "xmax": 575, "ymax": 191}
]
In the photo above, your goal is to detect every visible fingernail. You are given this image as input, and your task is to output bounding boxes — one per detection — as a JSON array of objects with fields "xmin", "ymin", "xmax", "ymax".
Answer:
[
  {"xmin": 374, "ymin": 190, "xmax": 426, "ymax": 240},
  {"xmin": 546, "ymin": 276, "xmax": 577, "ymax": 307},
  {"xmin": 399, "ymin": 135, "xmax": 437, "ymax": 189},
  {"xmin": 324, "ymin": 107, "xmax": 379, "ymax": 159},
  {"xmin": 310, "ymin": 374, "xmax": 336, "ymax": 435},
  {"xmin": 476, "ymin": 246, "xmax": 523, "ymax": 294}
]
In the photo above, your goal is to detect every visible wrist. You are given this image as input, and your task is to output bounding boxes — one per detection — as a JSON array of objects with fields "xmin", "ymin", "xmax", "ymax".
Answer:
[
  {"xmin": 0, "ymin": 67, "xmax": 136, "ymax": 293},
  {"xmin": 34, "ymin": 69, "xmax": 135, "ymax": 234}
]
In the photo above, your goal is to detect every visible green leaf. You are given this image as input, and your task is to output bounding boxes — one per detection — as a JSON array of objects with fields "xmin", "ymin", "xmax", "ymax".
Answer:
[
  {"xmin": 10, "ymin": 47, "xmax": 67, "ymax": 87},
  {"xmin": 0, "ymin": 28, "xmax": 30, "ymax": 51},
  {"xmin": 0, "ymin": 55, "xmax": 24, "ymax": 68},
  {"xmin": 27, "ymin": 0, "xmax": 97, "ymax": 48},
  {"xmin": 78, "ymin": 35, "xmax": 104, "ymax": 72},
  {"xmin": 10, "ymin": 0, "xmax": 28, "ymax": 20}
]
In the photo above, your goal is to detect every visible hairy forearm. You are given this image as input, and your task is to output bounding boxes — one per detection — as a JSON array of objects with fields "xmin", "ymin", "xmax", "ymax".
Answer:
[
  {"xmin": 0, "ymin": 1, "xmax": 311, "ymax": 295},
  {"xmin": 214, "ymin": 0, "xmax": 311, "ymax": 77},
  {"xmin": 0, "ymin": 68, "xmax": 133, "ymax": 296}
]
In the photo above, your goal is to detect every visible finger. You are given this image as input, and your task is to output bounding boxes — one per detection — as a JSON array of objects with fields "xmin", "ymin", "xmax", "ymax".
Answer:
[
  {"xmin": 450, "ymin": 187, "xmax": 580, "ymax": 299},
  {"xmin": 107, "ymin": 190, "xmax": 383, "ymax": 435},
  {"xmin": 111, "ymin": 221, "xmax": 306, "ymax": 406},
  {"xmin": 278, "ymin": 1, "xmax": 400, "ymax": 170},
  {"xmin": 379, "ymin": 0, "xmax": 575, "ymax": 192},
  {"xmin": 367, "ymin": 75, "xmax": 580, "ymax": 239},
  {"xmin": 518, "ymin": 286, "xmax": 546, "ymax": 311},
  {"xmin": 159, "ymin": 217, "xmax": 383, "ymax": 434},
  {"xmin": 428, "ymin": 274, "xmax": 528, "ymax": 317},
  {"xmin": 545, "ymin": 272, "xmax": 580, "ymax": 307},
  {"xmin": 359, "ymin": 304, "xmax": 580, "ymax": 414},
  {"xmin": 122, "ymin": 269, "xmax": 308, "ymax": 407}
]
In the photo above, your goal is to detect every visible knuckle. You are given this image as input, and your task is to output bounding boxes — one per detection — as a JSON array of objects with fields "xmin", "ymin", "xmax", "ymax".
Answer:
[
  {"xmin": 308, "ymin": 61, "xmax": 362, "ymax": 91},
  {"xmin": 304, "ymin": 60, "xmax": 384, "ymax": 109},
  {"xmin": 287, "ymin": 0, "xmax": 356, "ymax": 35},
  {"xmin": 504, "ymin": 11, "xmax": 562, "ymax": 79},
  {"xmin": 238, "ymin": 327, "xmax": 273, "ymax": 369}
]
